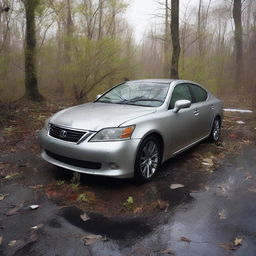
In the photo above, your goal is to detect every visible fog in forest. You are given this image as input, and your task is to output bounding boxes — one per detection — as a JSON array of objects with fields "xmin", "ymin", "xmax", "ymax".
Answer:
[{"xmin": 0, "ymin": 0, "xmax": 255, "ymax": 109}]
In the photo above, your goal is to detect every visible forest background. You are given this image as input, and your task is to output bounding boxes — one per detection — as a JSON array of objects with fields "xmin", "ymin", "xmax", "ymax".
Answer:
[{"xmin": 0, "ymin": 0, "xmax": 255, "ymax": 109}]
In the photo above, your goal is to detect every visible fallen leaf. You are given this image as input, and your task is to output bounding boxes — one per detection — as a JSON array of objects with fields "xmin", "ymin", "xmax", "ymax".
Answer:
[
  {"xmin": 8, "ymin": 240, "xmax": 17, "ymax": 246},
  {"xmin": 202, "ymin": 158, "xmax": 214, "ymax": 167},
  {"xmin": 77, "ymin": 193, "xmax": 89, "ymax": 202},
  {"xmin": 236, "ymin": 121, "xmax": 245, "ymax": 124},
  {"xmin": 5, "ymin": 203, "xmax": 23, "ymax": 216},
  {"xmin": 133, "ymin": 207, "xmax": 143, "ymax": 214},
  {"xmin": 31, "ymin": 224, "xmax": 43, "ymax": 230},
  {"xmin": 248, "ymin": 188, "xmax": 256, "ymax": 193},
  {"xmin": 245, "ymin": 175, "xmax": 252, "ymax": 180},
  {"xmin": 219, "ymin": 242, "xmax": 237, "ymax": 251},
  {"xmin": 28, "ymin": 185, "xmax": 43, "ymax": 189},
  {"xmin": 4, "ymin": 127, "xmax": 13, "ymax": 132},
  {"xmin": 160, "ymin": 248, "xmax": 175, "ymax": 255},
  {"xmin": 30, "ymin": 205, "xmax": 39, "ymax": 210},
  {"xmin": 157, "ymin": 200, "xmax": 169, "ymax": 211},
  {"xmin": 234, "ymin": 237, "xmax": 243, "ymax": 246},
  {"xmin": 180, "ymin": 236, "xmax": 191, "ymax": 243},
  {"xmin": 80, "ymin": 213, "xmax": 90, "ymax": 222},
  {"xmin": 170, "ymin": 184, "xmax": 184, "ymax": 190},
  {"xmin": 218, "ymin": 209, "xmax": 226, "ymax": 219},
  {"xmin": 4, "ymin": 173, "xmax": 20, "ymax": 180},
  {"xmin": 82, "ymin": 234, "xmax": 102, "ymax": 245},
  {"xmin": 0, "ymin": 193, "xmax": 9, "ymax": 201}
]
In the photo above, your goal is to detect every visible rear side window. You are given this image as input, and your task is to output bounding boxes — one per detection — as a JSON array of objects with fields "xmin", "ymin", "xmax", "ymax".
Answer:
[
  {"xmin": 169, "ymin": 84, "xmax": 192, "ymax": 109},
  {"xmin": 189, "ymin": 84, "xmax": 208, "ymax": 103}
]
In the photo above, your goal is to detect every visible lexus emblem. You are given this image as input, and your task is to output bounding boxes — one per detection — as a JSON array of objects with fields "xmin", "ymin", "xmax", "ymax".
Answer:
[{"xmin": 60, "ymin": 130, "xmax": 67, "ymax": 138}]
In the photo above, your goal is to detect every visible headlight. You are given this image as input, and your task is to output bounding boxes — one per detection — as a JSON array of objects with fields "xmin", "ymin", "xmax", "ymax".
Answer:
[
  {"xmin": 44, "ymin": 118, "xmax": 50, "ymax": 132},
  {"xmin": 90, "ymin": 125, "xmax": 135, "ymax": 142}
]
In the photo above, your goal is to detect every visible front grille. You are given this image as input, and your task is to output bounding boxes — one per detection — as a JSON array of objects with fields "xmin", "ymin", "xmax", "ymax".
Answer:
[
  {"xmin": 45, "ymin": 150, "xmax": 102, "ymax": 170},
  {"xmin": 49, "ymin": 124, "xmax": 86, "ymax": 143}
]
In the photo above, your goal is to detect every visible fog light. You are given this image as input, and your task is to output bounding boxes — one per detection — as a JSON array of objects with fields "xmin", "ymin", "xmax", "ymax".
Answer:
[{"xmin": 109, "ymin": 163, "xmax": 118, "ymax": 169}]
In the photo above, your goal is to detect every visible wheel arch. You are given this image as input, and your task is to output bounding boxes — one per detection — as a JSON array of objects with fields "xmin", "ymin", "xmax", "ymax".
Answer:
[{"xmin": 137, "ymin": 130, "xmax": 164, "ymax": 163}]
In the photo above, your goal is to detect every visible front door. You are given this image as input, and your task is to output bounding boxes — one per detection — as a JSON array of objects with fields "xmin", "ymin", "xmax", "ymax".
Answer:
[{"xmin": 167, "ymin": 84, "xmax": 198, "ymax": 154}]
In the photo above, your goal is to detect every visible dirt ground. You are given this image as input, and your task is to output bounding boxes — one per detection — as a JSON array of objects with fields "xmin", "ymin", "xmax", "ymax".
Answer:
[{"xmin": 0, "ymin": 101, "xmax": 255, "ymax": 255}]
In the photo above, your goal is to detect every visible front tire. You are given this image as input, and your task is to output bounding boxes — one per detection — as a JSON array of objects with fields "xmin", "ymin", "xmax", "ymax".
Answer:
[
  {"xmin": 209, "ymin": 117, "xmax": 221, "ymax": 142},
  {"xmin": 134, "ymin": 136, "xmax": 161, "ymax": 183}
]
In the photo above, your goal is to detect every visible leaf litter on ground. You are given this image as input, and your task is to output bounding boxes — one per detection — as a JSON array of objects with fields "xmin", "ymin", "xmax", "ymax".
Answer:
[
  {"xmin": 4, "ymin": 173, "xmax": 20, "ymax": 180},
  {"xmin": 0, "ymin": 193, "xmax": 9, "ymax": 201},
  {"xmin": 180, "ymin": 237, "xmax": 191, "ymax": 243},
  {"xmin": 157, "ymin": 200, "xmax": 169, "ymax": 212},
  {"xmin": 218, "ymin": 209, "xmax": 227, "ymax": 219},
  {"xmin": 160, "ymin": 248, "xmax": 176, "ymax": 255},
  {"xmin": 5, "ymin": 203, "xmax": 23, "ymax": 216},
  {"xmin": 234, "ymin": 237, "xmax": 243, "ymax": 246},
  {"xmin": 220, "ymin": 237, "xmax": 243, "ymax": 251},
  {"xmin": 82, "ymin": 234, "xmax": 103, "ymax": 245},
  {"xmin": 202, "ymin": 158, "xmax": 214, "ymax": 167},
  {"xmin": 170, "ymin": 184, "xmax": 184, "ymax": 190}
]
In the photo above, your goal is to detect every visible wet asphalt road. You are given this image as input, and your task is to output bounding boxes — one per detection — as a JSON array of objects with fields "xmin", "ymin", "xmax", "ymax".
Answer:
[
  {"xmin": 0, "ymin": 116, "xmax": 256, "ymax": 255},
  {"xmin": 0, "ymin": 145, "xmax": 256, "ymax": 255}
]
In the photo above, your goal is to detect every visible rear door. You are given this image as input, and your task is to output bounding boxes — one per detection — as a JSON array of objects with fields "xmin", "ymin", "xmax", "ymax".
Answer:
[{"xmin": 188, "ymin": 83, "xmax": 214, "ymax": 139}]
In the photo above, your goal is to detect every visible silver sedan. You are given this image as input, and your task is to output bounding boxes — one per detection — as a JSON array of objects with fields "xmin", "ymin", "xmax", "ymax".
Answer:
[{"xmin": 38, "ymin": 79, "xmax": 223, "ymax": 182}]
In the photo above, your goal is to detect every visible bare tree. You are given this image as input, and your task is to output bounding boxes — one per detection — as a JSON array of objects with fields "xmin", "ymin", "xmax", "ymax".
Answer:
[
  {"xmin": 22, "ymin": 0, "xmax": 43, "ymax": 101},
  {"xmin": 170, "ymin": 0, "xmax": 180, "ymax": 78},
  {"xmin": 233, "ymin": 0, "xmax": 243, "ymax": 86}
]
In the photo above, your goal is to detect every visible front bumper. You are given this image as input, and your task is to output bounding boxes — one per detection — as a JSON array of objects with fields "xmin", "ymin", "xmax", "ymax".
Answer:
[{"xmin": 38, "ymin": 129, "xmax": 140, "ymax": 178}]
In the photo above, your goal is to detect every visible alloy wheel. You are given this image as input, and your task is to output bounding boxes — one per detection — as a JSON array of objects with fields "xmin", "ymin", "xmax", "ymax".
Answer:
[
  {"xmin": 212, "ymin": 119, "xmax": 220, "ymax": 141},
  {"xmin": 139, "ymin": 140, "xmax": 159, "ymax": 179}
]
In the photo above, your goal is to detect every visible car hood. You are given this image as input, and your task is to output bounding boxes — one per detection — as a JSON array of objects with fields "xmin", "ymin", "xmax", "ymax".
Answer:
[{"xmin": 50, "ymin": 102, "xmax": 156, "ymax": 131}]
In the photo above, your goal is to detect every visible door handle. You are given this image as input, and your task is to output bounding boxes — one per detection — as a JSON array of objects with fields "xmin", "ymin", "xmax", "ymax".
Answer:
[{"xmin": 193, "ymin": 109, "xmax": 199, "ymax": 116}]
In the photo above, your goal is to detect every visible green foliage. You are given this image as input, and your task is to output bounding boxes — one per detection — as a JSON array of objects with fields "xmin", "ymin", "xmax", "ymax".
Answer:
[
  {"xmin": 56, "ymin": 180, "xmax": 65, "ymax": 186},
  {"xmin": 64, "ymin": 36, "xmax": 134, "ymax": 101},
  {"xmin": 123, "ymin": 196, "xmax": 134, "ymax": 210},
  {"xmin": 77, "ymin": 193, "xmax": 89, "ymax": 202},
  {"xmin": 71, "ymin": 183, "xmax": 79, "ymax": 190}
]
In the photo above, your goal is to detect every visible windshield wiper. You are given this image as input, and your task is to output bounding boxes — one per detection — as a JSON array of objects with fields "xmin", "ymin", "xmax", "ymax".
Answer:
[{"xmin": 119, "ymin": 96, "xmax": 162, "ymax": 104}]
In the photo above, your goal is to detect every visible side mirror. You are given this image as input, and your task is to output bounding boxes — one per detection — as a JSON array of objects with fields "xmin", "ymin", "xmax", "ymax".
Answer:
[
  {"xmin": 173, "ymin": 100, "xmax": 191, "ymax": 113},
  {"xmin": 96, "ymin": 94, "xmax": 102, "ymax": 100}
]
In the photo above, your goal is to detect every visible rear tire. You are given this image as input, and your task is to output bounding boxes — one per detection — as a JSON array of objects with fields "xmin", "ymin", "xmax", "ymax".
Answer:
[
  {"xmin": 134, "ymin": 136, "xmax": 161, "ymax": 183},
  {"xmin": 209, "ymin": 117, "xmax": 221, "ymax": 142}
]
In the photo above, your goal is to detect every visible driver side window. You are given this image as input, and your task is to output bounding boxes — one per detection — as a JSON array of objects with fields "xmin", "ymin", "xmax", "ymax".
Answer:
[{"xmin": 169, "ymin": 84, "xmax": 192, "ymax": 109}]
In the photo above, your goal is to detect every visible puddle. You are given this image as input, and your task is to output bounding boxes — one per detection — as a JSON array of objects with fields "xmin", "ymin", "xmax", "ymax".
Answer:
[{"xmin": 59, "ymin": 206, "xmax": 152, "ymax": 240}]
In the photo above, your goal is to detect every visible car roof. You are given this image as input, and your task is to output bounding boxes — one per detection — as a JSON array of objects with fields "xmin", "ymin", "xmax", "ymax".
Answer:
[{"xmin": 128, "ymin": 79, "xmax": 176, "ymax": 84}]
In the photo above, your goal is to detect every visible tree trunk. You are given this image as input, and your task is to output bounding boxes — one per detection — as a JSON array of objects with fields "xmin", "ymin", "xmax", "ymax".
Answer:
[
  {"xmin": 233, "ymin": 0, "xmax": 243, "ymax": 87},
  {"xmin": 98, "ymin": 0, "xmax": 103, "ymax": 40},
  {"xmin": 23, "ymin": 0, "xmax": 43, "ymax": 101},
  {"xmin": 197, "ymin": 0, "xmax": 203, "ymax": 57},
  {"xmin": 163, "ymin": 0, "xmax": 169, "ymax": 77},
  {"xmin": 170, "ymin": 0, "xmax": 180, "ymax": 79},
  {"xmin": 64, "ymin": 0, "xmax": 73, "ymax": 63}
]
